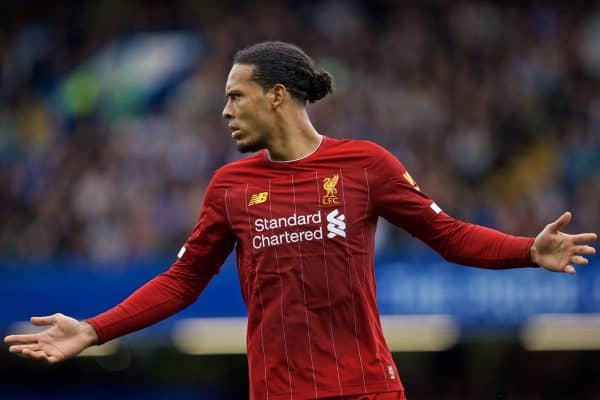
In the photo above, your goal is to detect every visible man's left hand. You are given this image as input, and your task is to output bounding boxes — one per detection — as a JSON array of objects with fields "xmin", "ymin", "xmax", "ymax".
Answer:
[{"xmin": 531, "ymin": 211, "xmax": 597, "ymax": 274}]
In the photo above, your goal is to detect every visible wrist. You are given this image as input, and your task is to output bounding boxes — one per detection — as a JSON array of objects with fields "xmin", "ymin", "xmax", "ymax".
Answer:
[
  {"xmin": 530, "ymin": 244, "xmax": 539, "ymax": 266},
  {"xmin": 80, "ymin": 321, "xmax": 99, "ymax": 346}
]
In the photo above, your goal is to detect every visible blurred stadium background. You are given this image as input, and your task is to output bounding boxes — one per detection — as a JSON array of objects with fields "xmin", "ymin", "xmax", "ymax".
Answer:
[{"xmin": 1, "ymin": 0, "xmax": 599, "ymax": 398}]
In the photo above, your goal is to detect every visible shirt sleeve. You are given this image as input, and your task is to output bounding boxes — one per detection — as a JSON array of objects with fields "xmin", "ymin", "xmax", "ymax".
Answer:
[
  {"xmin": 368, "ymin": 143, "xmax": 535, "ymax": 269},
  {"xmin": 87, "ymin": 174, "xmax": 236, "ymax": 344}
]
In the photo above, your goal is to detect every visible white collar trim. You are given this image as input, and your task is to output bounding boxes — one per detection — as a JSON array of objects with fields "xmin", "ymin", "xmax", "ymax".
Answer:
[{"xmin": 266, "ymin": 135, "xmax": 324, "ymax": 163}]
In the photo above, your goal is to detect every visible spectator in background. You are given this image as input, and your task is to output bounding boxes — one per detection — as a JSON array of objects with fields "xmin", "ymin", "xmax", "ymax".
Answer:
[
  {"xmin": 0, "ymin": 1, "xmax": 598, "ymax": 264},
  {"xmin": 4, "ymin": 40, "xmax": 597, "ymax": 400}
]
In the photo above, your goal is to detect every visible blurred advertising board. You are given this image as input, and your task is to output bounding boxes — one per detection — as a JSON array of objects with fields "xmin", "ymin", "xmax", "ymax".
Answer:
[{"xmin": 1, "ymin": 255, "xmax": 598, "ymax": 334}]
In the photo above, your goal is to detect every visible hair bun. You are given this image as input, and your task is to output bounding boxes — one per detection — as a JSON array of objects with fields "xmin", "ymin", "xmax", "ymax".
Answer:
[{"xmin": 308, "ymin": 71, "xmax": 333, "ymax": 103}]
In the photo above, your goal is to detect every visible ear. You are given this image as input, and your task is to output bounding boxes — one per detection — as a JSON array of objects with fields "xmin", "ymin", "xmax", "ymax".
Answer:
[{"xmin": 269, "ymin": 84, "xmax": 286, "ymax": 110}]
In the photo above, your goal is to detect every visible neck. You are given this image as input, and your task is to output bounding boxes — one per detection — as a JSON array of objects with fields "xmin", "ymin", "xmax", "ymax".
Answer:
[{"xmin": 266, "ymin": 108, "xmax": 322, "ymax": 161}]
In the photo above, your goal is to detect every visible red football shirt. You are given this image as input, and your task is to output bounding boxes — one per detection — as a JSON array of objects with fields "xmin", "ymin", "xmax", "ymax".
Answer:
[{"xmin": 88, "ymin": 137, "xmax": 534, "ymax": 399}]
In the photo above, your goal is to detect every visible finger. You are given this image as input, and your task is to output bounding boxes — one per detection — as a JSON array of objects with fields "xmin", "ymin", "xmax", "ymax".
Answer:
[
  {"xmin": 39, "ymin": 345, "xmax": 64, "ymax": 363},
  {"xmin": 563, "ymin": 265, "xmax": 576, "ymax": 275},
  {"xmin": 573, "ymin": 245, "xmax": 596, "ymax": 256},
  {"xmin": 549, "ymin": 212, "xmax": 571, "ymax": 233},
  {"xmin": 571, "ymin": 255, "xmax": 589, "ymax": 265},
  {"xmin": 47, "ymin": 355, "xmax": 60, "ymax": 364},
  {"xmin": 4, "ymin": 334, "xmax": 41, "ymax": 344},
  {"xmin": 570, "ymin": 233, "xmax": 598, "ymax": 244},
  {"xmin": 21, "ymin": 348, "xmax": 50, "ymax": 361},
  {"xmin": 9, "ymin": 344, "xmax": 40, "ymax": 353},
  {"xmin": 30, "ymin": 314, "xmax": 59, "ymax": 326}
]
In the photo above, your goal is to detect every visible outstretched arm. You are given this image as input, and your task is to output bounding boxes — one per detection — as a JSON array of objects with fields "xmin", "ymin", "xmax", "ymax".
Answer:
[
  {"xmin": 4, "ymin": 249, "xmax": 232, "ymax": 363},
  {"xmin": 416, "ymin": 209, "xmax": 596, "ymax": 271},
  {"xmin": 530, "ymin": 211, "xmax": 597, "ymax": 274},
  {"xmin": 4, "ymin": 171, "xmax": 236, "ymax": 362},
  {"xmin": 368, "ymin": 143, "xmax": 597, "ymax": 269},
  {"xmin": 4, "ymin": 314, "xmax": 98, "ymax": 364},
  {"xmin": 2, "ymin": 263, "xmax": 215, "ymax": 363}
]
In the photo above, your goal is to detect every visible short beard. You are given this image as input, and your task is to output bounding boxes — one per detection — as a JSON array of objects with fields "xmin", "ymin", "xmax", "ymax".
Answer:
[{"xmin": 237, "ymin": 137, "xmax": 268, "ymax": 153}]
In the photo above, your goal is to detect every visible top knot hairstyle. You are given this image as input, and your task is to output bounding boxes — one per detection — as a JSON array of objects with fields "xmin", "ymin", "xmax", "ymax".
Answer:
[{"xmin": 233, "ymin": 41, "xmax": 333, "ymax": 103}]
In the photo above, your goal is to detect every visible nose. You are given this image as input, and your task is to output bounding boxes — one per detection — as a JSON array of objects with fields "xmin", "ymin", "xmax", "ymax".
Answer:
[{"xmin": 222, "ymin": 100, "xmax": 233, "ymax": 120}]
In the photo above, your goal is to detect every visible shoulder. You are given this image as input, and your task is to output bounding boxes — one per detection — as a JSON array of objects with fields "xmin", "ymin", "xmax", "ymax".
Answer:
[
  {"xmin": 324, "ymin": 137, "xmax": 401, "ymax": 167},
  {"xmin": 201, "ymin": 154, "xmax": 264, "ymax": 204},
  {"xmin": 326, "ymin": 137, "xmax": 385, "ymax": 153},
  {"xmin": 210, "ymin": 152, "xmax": 265, "ymax": 185}
]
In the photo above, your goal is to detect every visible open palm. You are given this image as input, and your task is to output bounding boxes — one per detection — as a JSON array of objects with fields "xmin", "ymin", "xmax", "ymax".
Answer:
[
  {"xmin": 532, "ymin": 212, "xmax": 597, "ymax": 274},
  {"xmin": 4, "ymin": 313, "xmax": 96, "ymax": 363}
]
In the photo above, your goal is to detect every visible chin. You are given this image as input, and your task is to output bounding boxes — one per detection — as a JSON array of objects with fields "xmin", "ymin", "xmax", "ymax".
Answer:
[{"xmin": 237, "ymin": 138, "xmax": 267, "ymax": 153}]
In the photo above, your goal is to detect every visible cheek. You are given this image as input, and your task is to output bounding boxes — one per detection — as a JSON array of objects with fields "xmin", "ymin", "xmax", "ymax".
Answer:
[
  {"xmin": 241, "ymin": 101, "xmax": 267, "ymax": 128},
  {"xmin": 237, "ymin": 100, "xmax": 254, "ymax": 120},
  {"xmin": 252, "ymin": 100, "xmax": 272, "ymax": 125}
]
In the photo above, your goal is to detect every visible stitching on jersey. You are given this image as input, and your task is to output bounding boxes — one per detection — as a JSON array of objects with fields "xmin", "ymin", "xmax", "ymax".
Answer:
[
  {"xmin": 291, "ymin": 174, "xmax": 319, "ymax": 398},
  {"xmin": 315, "ymin": 170, "xmax": 344, "ymax": 396},
  {"xmin": 244, "ymin": 184, "xmax": 270, "ymax": 400},
  {"xmin": 267, "ymin": 179, "xmax": 294, "ymax": 399},
  {"xmin": 364, "ymin": 168, "xmax": 391, "ymax": 390},
  {"xmin": 339, "ymin": 169, "xmax": 368, "ymax": 394}
]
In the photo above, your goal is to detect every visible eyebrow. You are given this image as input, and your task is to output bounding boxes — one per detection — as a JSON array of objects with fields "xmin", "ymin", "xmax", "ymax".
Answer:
[{"xmin": 226, "ymin": 90, "xmax": 243, "ymax": 97}]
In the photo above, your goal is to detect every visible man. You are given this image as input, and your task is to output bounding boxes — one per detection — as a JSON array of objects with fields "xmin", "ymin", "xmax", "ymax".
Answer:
[{"xmin": 5, "ymin": 42, "xmax": 597, "ymax": 400}]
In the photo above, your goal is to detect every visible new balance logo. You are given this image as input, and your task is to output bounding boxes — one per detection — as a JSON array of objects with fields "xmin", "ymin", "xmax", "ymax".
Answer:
[
  {"xmin": 248, "ymin": 192, "xmax": 268, "ymax": 206},
  {"xmin": 326, "ymin": 209, "xmax": 346, "ymax": 239}
]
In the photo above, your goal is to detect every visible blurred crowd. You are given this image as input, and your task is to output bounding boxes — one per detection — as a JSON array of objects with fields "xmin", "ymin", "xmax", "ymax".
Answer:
[{"xmin": 1, "ymin": 0, "xmax": 599, "ymax": 263}]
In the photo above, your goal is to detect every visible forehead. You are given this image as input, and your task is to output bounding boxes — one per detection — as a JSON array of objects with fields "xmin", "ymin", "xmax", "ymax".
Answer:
[{"xmin": 225, "ymin": 64, "xmax": 259, "ymax": 92}]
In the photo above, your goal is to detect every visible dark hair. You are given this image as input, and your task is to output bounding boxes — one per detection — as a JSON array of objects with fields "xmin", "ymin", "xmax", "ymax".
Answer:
[{"xmin": 233, "ymin": 41, "xmax": 333, "ymax": 103}]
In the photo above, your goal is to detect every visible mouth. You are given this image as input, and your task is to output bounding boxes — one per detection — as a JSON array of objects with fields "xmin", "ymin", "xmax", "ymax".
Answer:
[
  {"xmin": 231, "ymin": 129, "xmax": 242, "ymax": 139},
  {"xmin": 229, "ymin": 125, "xmax": 242, "ymax": 139}
]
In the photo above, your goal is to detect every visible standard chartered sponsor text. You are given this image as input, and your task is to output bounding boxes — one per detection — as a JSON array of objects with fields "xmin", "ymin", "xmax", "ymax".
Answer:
[{"xmin": 253, "ymin": 211, "xmax": 323, "ymax": 249}]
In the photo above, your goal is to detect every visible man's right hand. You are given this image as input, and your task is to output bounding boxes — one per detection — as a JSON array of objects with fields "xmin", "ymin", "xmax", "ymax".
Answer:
[{"xmin": 3, "ymin": 313, "xmax": 98, "ymax": 363}]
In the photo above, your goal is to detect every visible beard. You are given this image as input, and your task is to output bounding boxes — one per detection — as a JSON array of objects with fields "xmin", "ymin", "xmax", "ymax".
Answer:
[{"xmin": 236, "ymin": 135, "xmax": 268, "ymax": 153}]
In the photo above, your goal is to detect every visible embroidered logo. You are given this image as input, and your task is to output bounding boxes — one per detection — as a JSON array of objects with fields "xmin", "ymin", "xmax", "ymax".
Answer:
[
  {"xmin": 326, "ymin": 209, "xmax": 346, "ymax": 239},
  {"xmin": 322, "ymin": 174, "xmax": 340, "ymax": 205},
  {"xmin": 248, "ymin": 192, "xmax": 269, "ymax": 206}
]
